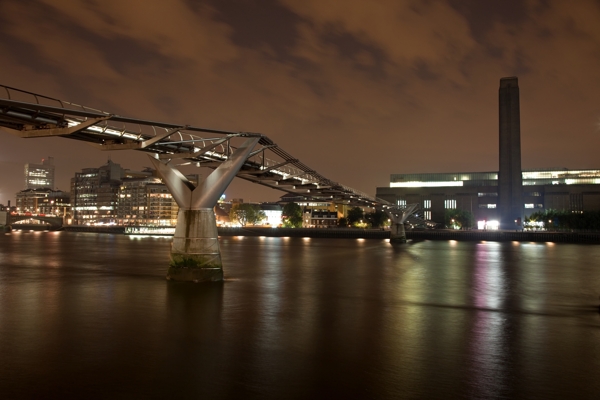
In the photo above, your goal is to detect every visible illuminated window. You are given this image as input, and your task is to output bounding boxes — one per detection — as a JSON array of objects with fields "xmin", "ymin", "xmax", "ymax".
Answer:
[
  {"xmin": 444, "ymin": 199, "xmax": 456, "ymax": 209},
  {"xmin": 424, "ymin": 200, "xmax": 431, "ymax": 209},
  {"xmin": 391, "ymin": 181, "xmax": 463, "ymax": 188},
  {"xmin": 525, "ymin": 204, "xmax": 534, "ymax": 208},
  {"xmin": 424, "ymin": 211, "xmax": 432, "ymax": 220},
  {"xmin": 397, "ymin": 199, "xmax": 406, "ymax": 206}
]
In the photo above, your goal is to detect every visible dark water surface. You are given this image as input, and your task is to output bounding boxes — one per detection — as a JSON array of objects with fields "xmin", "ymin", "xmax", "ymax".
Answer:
[{"xmin": 1, "ymin": 232, "xmax": 600, "ymax": 399}]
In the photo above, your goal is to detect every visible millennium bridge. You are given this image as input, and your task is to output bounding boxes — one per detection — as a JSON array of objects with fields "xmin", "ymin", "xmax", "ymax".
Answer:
[{"xmin": 0, "ymin": 84, "xmax": 424, "ymax": 282}]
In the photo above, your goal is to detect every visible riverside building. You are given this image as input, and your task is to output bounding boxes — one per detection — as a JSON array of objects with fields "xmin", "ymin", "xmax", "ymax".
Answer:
[
  {"xmin": 376, "ymin": 169, "xmax": 600, "ymax": 228},
  {"xmin": 15, "ymin": 188, "xmax": 70, "ymax": 216},
  {"xmin": 70, "ymin": 160, "xmax": 126, "ymax": 225},
  {"xmin": 70, "ymin": 160, "xmax": 201, "ymax": 226},
  {"xmin": 117, "ymin": 177, "xmax": 179, "ymax": 226},
  {"xmin": 376, "ymin": 77, "xmax": 600, "ymax": 229},
  {"xmin": 70, "ymin": 160, "xmax": 154, "ymax": 225}
]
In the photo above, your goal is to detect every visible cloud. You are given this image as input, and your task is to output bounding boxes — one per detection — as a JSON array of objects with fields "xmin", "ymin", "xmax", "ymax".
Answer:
[{"xmin": 0, "ymin": 0, "xmax": 599, "ymax": 203}]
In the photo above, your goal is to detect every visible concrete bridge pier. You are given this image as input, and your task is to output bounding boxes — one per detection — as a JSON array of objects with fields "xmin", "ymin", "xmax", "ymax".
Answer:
[
  {"xmin": 0, "ymin": 211, "xmax": 10, "ymax": 232},
  {"xmin": 149, "ymin": 137, "xmax": 260, "ymax": 282},
  {"xmin": 168, "ymin": 208, "xmax": 223, "ymax": 281},
  {"xmin": 386, "ymin": 204, "xmax": 418, "ymax": 244},
  {"xmin": 389, "ymin": 218, "xmax": 407, "ymax": 243}
]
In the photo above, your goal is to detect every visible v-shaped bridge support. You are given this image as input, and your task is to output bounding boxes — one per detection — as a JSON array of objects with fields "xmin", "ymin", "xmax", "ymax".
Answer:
[
  {"xmin": 148, "ymin": 137, "xmax": 260, "ymax": 282},
  {"xmin": 385, "ymin": 204, "xmax": 418, "ymax": 243}
]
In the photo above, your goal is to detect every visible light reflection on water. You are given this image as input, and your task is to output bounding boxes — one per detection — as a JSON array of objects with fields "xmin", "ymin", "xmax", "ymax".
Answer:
[{"xmin": 1, "ymin": 233, "xmax": 600, "ymax": 398}]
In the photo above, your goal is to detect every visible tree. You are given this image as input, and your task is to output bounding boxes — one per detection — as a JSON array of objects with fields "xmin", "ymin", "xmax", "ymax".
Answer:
[
  {"xmin": 525, "ymin": 209, "xmax": 600, "ymax": 231},
  {"xmin": 281, "ymin": 202, "xmax": 303, "ymax": 228},
  {"xmin": 444, "ymin": 209, "xmax": 473, "ymax": 229},
  {"xmin": 338, "ymin": 217, "xmax": 348, "ymax": 227},
  {"xmin": 229, "ymin": 203, "xmax": 266, "ymax": 226},
  {"xmin": 365, "ymin": 210, "xmax": 387, "ymax": 228},
  {"xmin": 347, "ymin": 207, "xmax": 364, "ymax": 226}
]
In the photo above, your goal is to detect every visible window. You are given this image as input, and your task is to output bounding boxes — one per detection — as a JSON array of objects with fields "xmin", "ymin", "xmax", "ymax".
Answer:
[
  {"xmin": 424, "ymin": 200, "xmax": 431, "ymax": 209},
  {"xmin": 424, "ymin": 211, "xmax": 432, "ymax": 220},
  {"xmin": 444, "ymin": 199, "xmax": 456, "ymax": 209},
  {"xmin": 570, "ymin": 194, "xmax": 583, "ymax": 212},
  {"xmin": 397, "ymin": 200, "xmax": 406, "ymax": 206},
  {"xmin": 478, "ymin": 192, "xmax": 498, "ymax": 197},
  {"xmin": 525, "ymin": 204, "xmax": 534, "ymax": 208}
]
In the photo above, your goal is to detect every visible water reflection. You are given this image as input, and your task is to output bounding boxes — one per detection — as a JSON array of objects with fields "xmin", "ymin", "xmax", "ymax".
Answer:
[
  {"xmin": 468, "ymin": 242, "xmax": 510, "ymax": 397},
  {"xmin": 1, "ymin": 234, "xmax": 600, "ymax": 398},
  {"xmin": 473, "ymin": 242, "xmax": 505, "ymax": 310}
]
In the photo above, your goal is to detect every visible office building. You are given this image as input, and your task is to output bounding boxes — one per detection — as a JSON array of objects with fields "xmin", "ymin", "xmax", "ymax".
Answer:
[
  {"xmin": 70, "ymin": 160, "xmax": 203, "ymax": 226},
  {"xmin": 15, "ymin": 188, "xmax": 70, "ymax": 216},
  {"xmin": 24, "ymin": 156, "xmax": 55, "ymax": 189},
  {"xmin": 70, "ymin": 160, "xmax": 149, "ymax": 225},
  {"xmin": 117, "ymin": 177, "xmax": 178, "ymax": 226}
]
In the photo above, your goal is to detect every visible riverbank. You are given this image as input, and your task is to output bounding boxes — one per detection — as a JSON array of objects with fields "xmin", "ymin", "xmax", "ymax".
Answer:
[
  {"xmin": 220, "ymin": 227, "xmax": 600, "ymax": 244},
  {"xmin": 18, "ymin": 225, "xmax": 598, "ymax": 244},
  {"xmin": 64, "ymin": 225, "xmax": 125, "ymax": 234},
  {"xmin": 406, "ymin": 229, "xmax": 600, "ymax": 244},
  {"xmin": 5, "ymin": 224, "xmax": 59, "ymax": 232},
  {"xmin": 218, "ymin": 227, "xmax": 390, "ymax": 239}
]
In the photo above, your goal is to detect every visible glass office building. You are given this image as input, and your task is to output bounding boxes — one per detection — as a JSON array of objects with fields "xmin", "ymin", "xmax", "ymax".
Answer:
[{"xmin": 24, "ymin": 157, "xmax": 55, "ymax": 189}]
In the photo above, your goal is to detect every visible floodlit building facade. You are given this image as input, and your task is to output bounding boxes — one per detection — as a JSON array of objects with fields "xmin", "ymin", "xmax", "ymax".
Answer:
[
  {"xmin": 219, "ymin": 200, "xmax": 283, "ymax": 227},
  {"xmin": 259, "ymin": 203, "xmax": 283, "ymax": 226}
]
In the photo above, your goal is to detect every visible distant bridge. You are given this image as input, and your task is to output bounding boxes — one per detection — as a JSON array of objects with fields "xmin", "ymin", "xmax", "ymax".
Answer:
[{"xmin": 9, "ymin": 215, "xmax": 63, "ymax": 228}]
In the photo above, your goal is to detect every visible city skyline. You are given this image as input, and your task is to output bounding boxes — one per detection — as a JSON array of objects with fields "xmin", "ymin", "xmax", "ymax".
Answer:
[{"xmin": 1, "ymin": 0, "xmax": 600, "ymax": 204}]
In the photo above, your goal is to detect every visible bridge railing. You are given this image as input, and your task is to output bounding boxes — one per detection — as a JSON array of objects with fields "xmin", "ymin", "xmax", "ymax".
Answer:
[{"xmin": 1, "ymin": 84, "xmax": 392, "ymax": 209}]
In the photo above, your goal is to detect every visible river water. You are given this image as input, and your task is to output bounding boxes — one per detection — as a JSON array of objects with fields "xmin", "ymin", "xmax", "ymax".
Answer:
[{"xmin": 1, "ymin": 231, "xmax": 600, "ymax": 399}]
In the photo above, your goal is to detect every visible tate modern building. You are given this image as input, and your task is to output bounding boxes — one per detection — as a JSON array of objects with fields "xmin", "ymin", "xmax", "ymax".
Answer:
[{"xmin": 376, "ymin": 77, "xmax": 600, "ymax": 229}]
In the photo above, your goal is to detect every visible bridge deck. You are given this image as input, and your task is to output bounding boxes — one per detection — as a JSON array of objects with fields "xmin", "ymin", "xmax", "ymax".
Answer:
[{"xmin": 0, "ymin": 84, "xmax": 387, "ymax": 209}]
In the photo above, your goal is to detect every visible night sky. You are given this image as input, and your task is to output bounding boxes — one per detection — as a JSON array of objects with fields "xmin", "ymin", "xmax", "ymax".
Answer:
[{"xmin": 1, "ymin": 0, "xmax": 599, "ymax": 204}]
